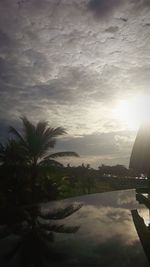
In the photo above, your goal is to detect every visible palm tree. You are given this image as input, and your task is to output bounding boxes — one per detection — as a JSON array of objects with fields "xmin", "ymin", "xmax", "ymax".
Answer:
[
  {"xmin": 0, "ymin": 116, "xmax": 81, "ymax": 266},
  {"xmin": 0, "ymin": 139, "xmax": 31, "ymax": 207},
  {"xmin": 9, "ymin": 116, "xmax": 79, "ymax": 204},
  {"xmin": 0, "ymin": 139, "xmax": 28, "ymax": 166},
  {"xmin": 9, "ymin": 116, "xmax": 78, "ymax": 166}
]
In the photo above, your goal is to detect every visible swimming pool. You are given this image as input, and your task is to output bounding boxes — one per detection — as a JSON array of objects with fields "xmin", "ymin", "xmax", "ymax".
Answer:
[{"xmin": 41, "ymin": 189, "xmax": 149, "ymax": 267}]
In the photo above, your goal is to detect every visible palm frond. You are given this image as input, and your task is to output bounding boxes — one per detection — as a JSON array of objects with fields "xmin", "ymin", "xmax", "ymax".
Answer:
[
  {"xmin": 43, "ymin": 127, "xmax": 66, "ymax": 140},
  {"xmin": 38, "ymin": 228, "xmax": 54, "ymax": 242},
  {"xmin": 39, "ymin": 204, "xmax": 82, "ymax": 220},
  {"xmin": 21, "ymin": 116, "xmax": 36, "ymax": 142},
  {"xmin": 45, "ymin": 151, "xmax": 79, "ymax": 159},
  {"xmin": 9, "ymin": 126, "xmax": 26, "ymax": 145},
  {"xmin": 0, "ymin": 139, "xmax": 29, "ymax": 166},
  {"xmin": 39, "ymin": 223, "xmax": 79, "ymax": 233},
  {"xmin": 36, "ymin": 121, "xmax": 48, "ymax": 135},
  {"xmin": 0, "ymin": 143, "xmax": 4, "ymax": 152},
  {"xmin": 42, "ymin": 139, "xmax": 56, "ymax": 151},
  {"xmin": 0, "ymin": 143, "xmax": 5, "ymax": 160},
  {"xmin": 39, "ymin": 158, "xmax": 64, "ymax": 167},
  {"xmin": 21, "ymin": 116, "xmax": 35, "ymax": 131}
]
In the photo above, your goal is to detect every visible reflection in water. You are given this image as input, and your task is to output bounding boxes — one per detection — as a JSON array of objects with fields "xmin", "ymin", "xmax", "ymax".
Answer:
[
  {"xmin": 131, "ymin": 190, "xmax": 150, "ymax": 264},
  {"xmin": 0, "ymin": 190, "xmax": 149, "ymax": 266},
  {"xmin": 42, "ymin": 189, "xmax": 149, "ymax": 267}
]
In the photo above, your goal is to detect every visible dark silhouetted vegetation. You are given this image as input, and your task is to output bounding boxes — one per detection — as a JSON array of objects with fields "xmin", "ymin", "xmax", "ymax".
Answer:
[
  {"xmin": 0, "ymin": 117, "xmax": 81, "ymax": 266},
  {"xmin": 0, "ymin": 117, "xmax": 148, "ymax": 266}
]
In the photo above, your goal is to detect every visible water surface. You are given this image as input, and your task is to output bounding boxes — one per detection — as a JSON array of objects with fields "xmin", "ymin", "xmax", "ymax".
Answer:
[{"xmin": 43, "ymin": 189, "xmax": 149, "ymax": 267}]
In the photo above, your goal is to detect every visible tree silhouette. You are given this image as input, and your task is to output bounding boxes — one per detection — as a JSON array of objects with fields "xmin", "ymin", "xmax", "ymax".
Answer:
[
  {"xmin": 0, "ymin": 139, "xmax": 28, "ymax": 166},
  {"xmin": 0, "ymin": 203, "xmax": 82, "ymax": 267},
  {"xmin": 9, "ymin": 116, "xmax": 79, "ymax": 203},
  {"xmin": 0, "ymin": 116, "xmax": 81, "ymax": 266}
]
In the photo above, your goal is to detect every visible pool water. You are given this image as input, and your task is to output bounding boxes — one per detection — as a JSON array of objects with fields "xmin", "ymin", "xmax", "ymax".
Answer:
[
  {"xmin": 0, "ymin": 189, "xmax": 149, "ymax": 267},
  {"xmin": 41, "ymin": 189, "xmax": 149, "ymax": 267}
]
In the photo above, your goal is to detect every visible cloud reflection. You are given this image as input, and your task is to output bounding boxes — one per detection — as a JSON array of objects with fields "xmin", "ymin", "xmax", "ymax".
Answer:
[{"xmin": 42, "ymin": 190, "xmax": 149, "ymax": 266}]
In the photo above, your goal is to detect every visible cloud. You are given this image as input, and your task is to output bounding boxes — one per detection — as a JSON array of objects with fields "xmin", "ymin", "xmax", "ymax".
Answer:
[
  {"xmin": 58, "ymin": 131, "xmax": 134, "ymax": 155},
  {"xmin": 105, "ymin": 26, "xmax": 119, "ymax": 33},
  {"xmin": 54, "ymin": 130, "xmax": 135, "ymax": 167},
  {"xmin": 92, "ymin": 237, "xmax": 148, "ymax": 267},
  {"xmin": 0, "ymin": 30, "xmax": 14, "ymax": 50},
  {"xmin": 117, "ymin": 190, "xmax": 137, "ymax": 206},
  {"xmin": 0, "ymin": 0, "xmax": 150, "ymax": 166},
  {"xmin": 44, "ymin": 190, "xmax": 148, "ymax": 267},
  {"xmin": 88, "ymin": 0, "xmax": 123, "ymax": 18},
  {"xmin": 88, "ymin": 0, "xmax": 150, "ymax": 19},
  {"xmin": 128, "ymin": 65, "xmax": 150, "ymax": 91},
  {"xmin": 131, "ymin": 0, "xmax": 150, "ymax": 8}
]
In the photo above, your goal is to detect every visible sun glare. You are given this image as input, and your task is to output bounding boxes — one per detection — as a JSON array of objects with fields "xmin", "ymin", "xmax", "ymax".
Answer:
[{"xmin": 115, "ymin": 94, "xmax": 150, "ymax": 130}]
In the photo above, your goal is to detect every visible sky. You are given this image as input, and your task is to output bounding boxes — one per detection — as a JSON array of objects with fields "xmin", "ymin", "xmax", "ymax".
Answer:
[{"xmin": 0, "ymin": 0, "xmax": 150, "ymax": 168}]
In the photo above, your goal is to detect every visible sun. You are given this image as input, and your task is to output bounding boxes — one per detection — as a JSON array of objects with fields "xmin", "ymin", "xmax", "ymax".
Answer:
[{"xmin": 114, "ymin": 93, "xmax": 150, "ymax": 130}]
